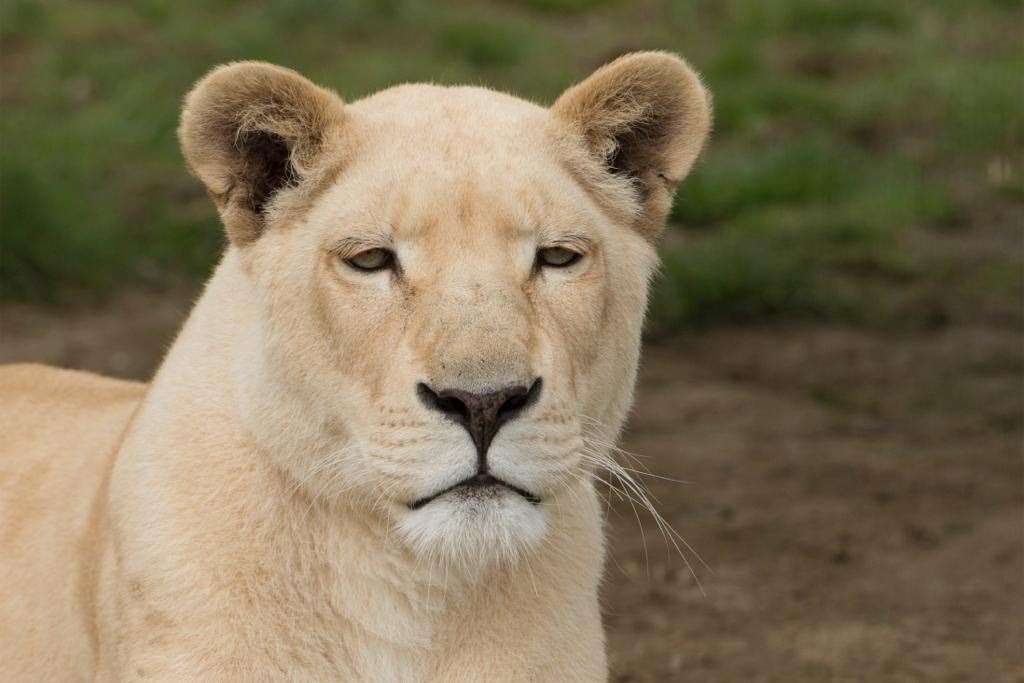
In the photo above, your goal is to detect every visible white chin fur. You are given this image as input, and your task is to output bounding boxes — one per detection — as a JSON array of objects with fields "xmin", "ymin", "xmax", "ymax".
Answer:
[{"xmin": 396, "ymin": 491, "xmax": 547, "ymax": 574}]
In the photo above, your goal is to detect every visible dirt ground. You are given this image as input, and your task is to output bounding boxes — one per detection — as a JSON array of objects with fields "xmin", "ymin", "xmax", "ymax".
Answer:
[{"xmin": 2, "ymin": 291, "xmax": 1021, "ymax": 681}]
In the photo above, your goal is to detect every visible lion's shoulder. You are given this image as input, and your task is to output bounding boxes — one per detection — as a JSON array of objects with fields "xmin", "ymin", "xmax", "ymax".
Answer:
[{"xmin": 0, "ymin": 364, "xmax": 145, "ymax": 460}]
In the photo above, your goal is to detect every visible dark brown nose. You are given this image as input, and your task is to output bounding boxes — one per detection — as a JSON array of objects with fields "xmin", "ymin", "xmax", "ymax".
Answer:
[{"xmin": 417, "ymin": 378, "xmax": 543, "ymax": 468}]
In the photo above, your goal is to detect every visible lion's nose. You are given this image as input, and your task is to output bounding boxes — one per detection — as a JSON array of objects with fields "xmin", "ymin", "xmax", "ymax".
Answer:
[{"xmin": 417, "ymin": 378, "xmax": 543, "ymax": 467}]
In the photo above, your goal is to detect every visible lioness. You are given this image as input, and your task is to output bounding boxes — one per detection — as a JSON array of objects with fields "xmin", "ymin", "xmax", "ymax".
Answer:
[{"xmin": 0, "ymin": 52, "xmax": 710, "ymax": 680}]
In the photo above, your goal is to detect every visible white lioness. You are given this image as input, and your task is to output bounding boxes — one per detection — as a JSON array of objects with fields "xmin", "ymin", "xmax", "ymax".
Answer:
[{"xmin": 0, "ymin": 52, "xmax": 710, "ymax": 680}]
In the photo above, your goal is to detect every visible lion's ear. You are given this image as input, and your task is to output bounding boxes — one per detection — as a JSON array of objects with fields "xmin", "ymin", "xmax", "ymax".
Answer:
[
  {"xmin": 179, "ymin": 62, "xmax": 345, "ymax": 245},
  {"xmin": 551, "ymin": 51, "xmax": 712, "ymax": 239}
]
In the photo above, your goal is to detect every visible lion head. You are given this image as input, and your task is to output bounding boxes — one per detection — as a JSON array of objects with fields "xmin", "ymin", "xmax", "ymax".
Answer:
[{"xmin": 177, "ymin": 53, "xmax": 710, "ymax": 571}]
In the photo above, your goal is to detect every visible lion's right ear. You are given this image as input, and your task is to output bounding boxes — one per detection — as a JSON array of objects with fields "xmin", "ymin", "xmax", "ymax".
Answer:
[
  {"xmin": 178, "ymin": 62, "xmax": 346, "ymax": 245},
  {"xmin": 550, "ymin": 52, "xmax": 711, "ymax": 240}
]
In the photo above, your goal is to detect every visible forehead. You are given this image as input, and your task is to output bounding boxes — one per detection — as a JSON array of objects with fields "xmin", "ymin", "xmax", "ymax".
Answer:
[
  {"xmin": 307, "ymin": 85, "xmax": 602, "ymax": 243},
  {"xmin": 347, "ymin": 83, "xmax": 550, "ymax": 149}
]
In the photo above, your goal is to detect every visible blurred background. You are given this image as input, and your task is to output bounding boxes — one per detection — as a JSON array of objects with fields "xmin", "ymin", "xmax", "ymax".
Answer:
[{"xmin": 1, "ymin": 0, "xmax": 1021, "ymax": 679}]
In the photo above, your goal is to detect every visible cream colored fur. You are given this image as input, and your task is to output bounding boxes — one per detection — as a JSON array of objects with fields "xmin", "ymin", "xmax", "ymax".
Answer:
[{"xmin": 0, "ymin": 52, "xmax": 710, "ymax": 680}]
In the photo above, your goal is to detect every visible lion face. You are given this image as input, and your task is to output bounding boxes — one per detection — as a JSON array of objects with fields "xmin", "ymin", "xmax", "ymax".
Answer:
[{"xmin": 179, "ymin": 55, "xmax": 710, "ymax": 570}]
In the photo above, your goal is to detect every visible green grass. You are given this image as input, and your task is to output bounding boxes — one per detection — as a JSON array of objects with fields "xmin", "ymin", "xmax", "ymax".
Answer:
[{"xmin": 1, "ymin": 0, "xmax": 1022, "ymax": 329}]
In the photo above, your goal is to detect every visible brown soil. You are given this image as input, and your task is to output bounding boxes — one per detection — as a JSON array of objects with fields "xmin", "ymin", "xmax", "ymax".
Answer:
[{"xmin": 2, "ymin": 293, "xmax": 1021, "ymax": 681}]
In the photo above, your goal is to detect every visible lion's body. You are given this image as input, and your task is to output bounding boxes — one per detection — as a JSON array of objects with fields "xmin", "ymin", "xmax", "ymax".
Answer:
[
  {"xmin": 0, "ymin": 53, "xmax": 709, "ymax": 680},
  {"xmin": 0, "ymin": 366, "xmax": 142, "ymax": 679}
]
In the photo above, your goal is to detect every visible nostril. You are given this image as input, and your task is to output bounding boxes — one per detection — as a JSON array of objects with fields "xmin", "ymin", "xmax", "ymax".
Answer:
[
  {"xmin": 496, "ymin": 377, "xmax": 543, "ymax": 421},
  {"xmin": 416, "ymin": 382, "xmax": 469, "ymax": 422},
  {"xmin": 436, "ymin": 395, "xmax": 467, "ymax": 416}
]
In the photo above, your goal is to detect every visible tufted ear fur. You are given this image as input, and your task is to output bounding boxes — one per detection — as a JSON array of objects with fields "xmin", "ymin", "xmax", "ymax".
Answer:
[
  {"xmin": 179, "ymin": 62, "xmax": 346, "ymax": 245},
  {"xmin": 551, "ymin": 51, "xmax": 712, "ymax": 239}
]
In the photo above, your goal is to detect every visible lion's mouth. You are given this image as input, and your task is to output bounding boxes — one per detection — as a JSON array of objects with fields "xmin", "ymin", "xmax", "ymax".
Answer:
[{"xmin": 408, "ymin": 472, "xmax": 541, "ymax": 510}]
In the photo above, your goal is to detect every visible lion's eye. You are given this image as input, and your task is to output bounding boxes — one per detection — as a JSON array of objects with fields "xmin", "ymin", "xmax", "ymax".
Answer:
[
  {"xmin": 345, "ymin": 248, "xmax": 394, "ymax": 272},
  {"xmin": 536, "ymin": 246, "xmax": 583, "ymax": 269}
]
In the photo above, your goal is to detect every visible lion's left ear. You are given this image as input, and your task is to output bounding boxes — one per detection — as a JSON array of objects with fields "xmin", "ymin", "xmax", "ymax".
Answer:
[
  {"xmin": 179, "ymin": 62, "xmax": 346, "ymax": 245},
  {"xmin": 550, "ymin": 51, "xmax": 712, "ymax": 239}
]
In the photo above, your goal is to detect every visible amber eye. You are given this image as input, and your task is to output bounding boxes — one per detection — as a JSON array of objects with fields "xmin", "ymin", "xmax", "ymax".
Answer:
[
  {"xmin": 536, "ymin": 246, "xmax": 583, "ymax": 269},
  {"xmin": 345, "ymin": 248, "xmax": 395, "ymax": 272}
]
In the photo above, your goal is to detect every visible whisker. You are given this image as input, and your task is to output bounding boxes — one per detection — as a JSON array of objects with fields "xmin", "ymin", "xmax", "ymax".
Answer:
[{"xmin": 570, "ymin": 430, "xmax": 712, "ymax": 595}]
